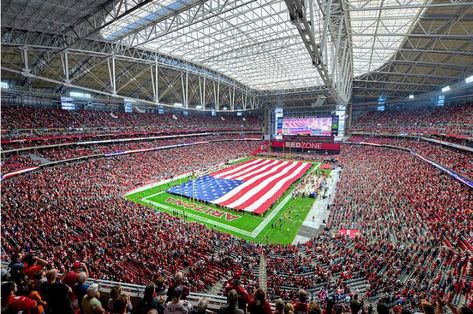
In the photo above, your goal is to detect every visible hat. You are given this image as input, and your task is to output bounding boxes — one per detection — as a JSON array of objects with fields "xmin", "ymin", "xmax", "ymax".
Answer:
[{"xmin": 87, "ymin": 283, "xmax": 99, "ymax": 296}]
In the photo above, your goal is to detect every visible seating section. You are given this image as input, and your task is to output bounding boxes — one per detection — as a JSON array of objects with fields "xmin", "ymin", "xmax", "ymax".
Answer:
[
  {"xmin": 348, "ymin": 136, "xmax": 473, "ymax": 179},
  {"xmin": 1, "ymin": 106, "xmax": 262, "ymax": 140},
  {"xmin": 2, "ymin": 107, "xmax": 473, "ymax": 314},
  {"xmin": 352, "ymin": 103, "xmax": 473, "ymax": 138},
  {"xmin": 1, "ymin": 135, "xmax": 258, "ymax": 173},
  {"xmin": 2, "ymin": 141, "xmax": 262, "ymax": 288},
  {"xmin": 2, "ymin": 143, "xmax": 472, "ymax": 313}
]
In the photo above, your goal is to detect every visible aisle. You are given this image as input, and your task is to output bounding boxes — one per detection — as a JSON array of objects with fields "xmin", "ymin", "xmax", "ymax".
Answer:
[{"xmin": 292, "ymin": 167, "xmax": 340, "ymax": 244}]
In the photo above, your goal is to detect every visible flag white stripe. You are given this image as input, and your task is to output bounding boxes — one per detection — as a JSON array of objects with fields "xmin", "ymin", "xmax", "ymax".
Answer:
[
  {"xmin": 213, "ymin": 159, "xmax": 263, "ymax": 178},
  {"xmin": 212, "ymin": 161, "xmax": 293, "ymax": 203},
  {"xmin": 225, "ymin": 161, "xmax": 302, "ymax": 208},
  {"xmin": 242, "ymin": 162, "xmax": 309, "ymax": 212},
  {"xmin": 227, "ymin": 159, "xmax": 281, "ymax": 181}
]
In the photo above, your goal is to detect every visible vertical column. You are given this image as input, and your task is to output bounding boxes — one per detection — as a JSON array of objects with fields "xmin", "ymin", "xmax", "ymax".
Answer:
[
  {"xmin": 216, "ymin": 81, "xmax": 220, "ymax": 110},
  {"xmin": 62, "ymin": 50, "xmax": 70, "ymax": 84},
  {"xmin": 155, "ymin": 61, "xmax": 159, "ymax": 104},
  {"xmin": 231, "ymin": 84, "xmax": 236, "ymax": 110},
  {"xmin": 345, "ymin": 102, "xmax": 352, "ymax": 135},
  {"xmin": 21, "ymin": 46, "xmax": 30, "ymax": 76},
  {"xmin": 202, "ymin": 76, "xmax": 206, "ymax": 110},
  {"xmin": 108, "ymin": 56, "xmax": 117, "ymax": 95}
]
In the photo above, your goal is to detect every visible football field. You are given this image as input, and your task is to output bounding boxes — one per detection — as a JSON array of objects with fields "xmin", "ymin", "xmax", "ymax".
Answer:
[{"xmin": 125, "ymin": 159, "xmax": 321, "ymax": 244}]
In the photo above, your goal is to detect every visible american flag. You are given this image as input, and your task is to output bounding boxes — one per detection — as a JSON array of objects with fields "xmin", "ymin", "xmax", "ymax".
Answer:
[{"xmin": 167, "ymin": 158, "xmax": 312, "ymax": 215}]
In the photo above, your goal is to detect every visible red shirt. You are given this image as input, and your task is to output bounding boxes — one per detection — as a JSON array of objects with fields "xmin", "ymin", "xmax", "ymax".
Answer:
[
  {"xmin": 6, "ymin": 295, "xmax": 37, "ymax": 311},
  {"xmin": 293, "ymin": 302, "xmax": 309, "ymax": 314},
  {"xmin": 62, "ymin": 271, "xmax": 78, "ymax": 288},
  {"xmin": 23, "ymin": 265, "xmax": 43, "ymax": 278}
]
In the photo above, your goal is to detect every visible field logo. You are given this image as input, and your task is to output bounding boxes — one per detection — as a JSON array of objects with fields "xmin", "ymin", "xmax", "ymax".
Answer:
[{"xmin": 166, "ymin": 197, "xmax": 241, "ymax": 221}]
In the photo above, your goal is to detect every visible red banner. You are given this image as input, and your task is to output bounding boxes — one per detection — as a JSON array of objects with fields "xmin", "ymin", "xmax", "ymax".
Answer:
[
  {"xmin": 338, "ymin": 229, "xmax": 360, "ymax": 238},
  {"xmin": 270, "ymin": 140, "xmax": 341, "ymax": 151},
  {"xmin": 250, "ymin": 141, "xmax": 270, "ymax": 156}
]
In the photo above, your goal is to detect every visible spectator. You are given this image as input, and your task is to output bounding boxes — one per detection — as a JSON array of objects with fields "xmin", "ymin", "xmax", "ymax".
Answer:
[
  {"xmin": 81, "ymin": 283, "xmax": 105, "ymax": 314},
  {"xmin": 284, "ymin": 303, "xmax": 295, "ymax": 314},
  {"xmin": 164, "ymin": 285, "xmax": 193, "ymax": 314},
  {"xmin": 135, "ymin": 283, "xmax": 164, "ymax": 314},
  {"xmin": 62, "ymin": 261, "xmax": 89, "ymax": 289},
  {"xmin": 350, "ymin": 295, "xmax": 363, "ymax": 314},
  {"xmin": 108, "ymin": 286, "xmax": 133, "ymax": 313},
  {"xmin": 111, "ymin": 294, "xmax": 131, "ymax": 314},
  {"xmin": 22, "ymin": 255, "xmax": 48, "ymax": 280},
  {"xmin": 275, "ymin": 300, "xmax": 285, "ymax": 314},
  {"xmin": 248, "ymin": 288, "xmax": 272, "ymax": 314},
  {"xmin": 1, "ymin": 281, "xmax": 37, "ymax": 314},
  {"xmin": 167, "ymin": 272, "xmax": 189, "ymax": 302},
  {"xmin": 41, "ymin": 269, "xmax": 74, "ymax": 314},
  {"xmin": 219, "ymin": 289, "xmax": 245, "ymax": 314},
  {"xmin": 191, "ymin": 298, "xmax": 209, "ymax": 314},
  {"xmin": 73, "ymin": 272, "xmax": 89, "ymax": 312},
  {"xmin": 225, "ymin": 277, "xmax": 252, "ymax": 313},
  {"xmin": 25, "ymin": 280, "xmax": 47, "ymax": 314},
  {"xmin": 293, "ymin": 289, "xmax": 309, "ymax": 314},
  {"xmin": 308, "ymin": 302, "xmax": 321, "ymax": 314}
]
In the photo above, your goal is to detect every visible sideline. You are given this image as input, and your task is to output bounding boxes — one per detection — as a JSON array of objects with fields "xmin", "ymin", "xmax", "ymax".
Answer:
[{"xmin": 292, "ymin": 166, "xmax": 340, "ymax": 245}]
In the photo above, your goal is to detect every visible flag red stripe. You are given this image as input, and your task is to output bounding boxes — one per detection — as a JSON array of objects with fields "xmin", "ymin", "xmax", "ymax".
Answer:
[
  {"xmin": 224, "ymin": 159, "xmax": 276, "ymax": 180},
  {"xmin": 233, "ymin": 162, "xmax": 306, "ymax": 211},
  {"xmin": 210, "ymin": 159, "xmax": 263, "ymax": 178},
  {"xmin": 217, "ymin": 161, "xmax": 296, "ymax": 207},
  {"xmin": 252, "ymin": 163, "xmax": 312, "ymax": 214}
]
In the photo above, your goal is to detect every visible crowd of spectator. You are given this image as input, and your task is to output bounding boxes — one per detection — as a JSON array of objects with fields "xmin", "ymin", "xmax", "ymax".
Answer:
[
  {"xmin": 352, "ymin": 103, "xmax": 473, "ymax": 138},
  {"xmin": 1, "ymin": 109, "xmax": 473, "ymax": 314},
  {"xmin": 347, "ymin": 136, "xmax": 473, "ymax": 179},
  {"xmin": 1, "ymin": 135, "xmax": 261, "ymax": 173},
  {"xmin": 1, "ymin": 106, "xmax": 262, "ymax": 140},
  {"xmin": 292, "ymin": 172, "xmax": 325, "ymax": 198}
]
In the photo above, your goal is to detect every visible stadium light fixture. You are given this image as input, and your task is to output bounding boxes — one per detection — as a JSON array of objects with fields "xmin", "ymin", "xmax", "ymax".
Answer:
[
  {"xmin": 195, "ymin": 105, "xmax": 202, "ymax": 109},
  {"xmin": 173, "ymin": 103, "xmax": 183, "ymax": 107},
  {"xmin": 70, "ymin": 91, "xmax": 91, "ymax": 99},
  {"xmin": 466, "ymin": 75, "xmax": 473, "ymax": 84},
  {"xmin": 223, "ymin": 106, "xmax": 228, "ymax": 110},
  {"xmin": 409, "ymin": 94, "xmax": 414, "ymax": 99},
  {"xmin": 441, "ymin": 86, "xmax": 450, "ymax": 93}
]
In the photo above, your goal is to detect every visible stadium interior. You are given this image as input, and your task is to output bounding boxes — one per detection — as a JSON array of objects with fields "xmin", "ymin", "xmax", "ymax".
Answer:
[{"xmin": 0, "ymin": 0, "xmax": 472, "ymax": 314}]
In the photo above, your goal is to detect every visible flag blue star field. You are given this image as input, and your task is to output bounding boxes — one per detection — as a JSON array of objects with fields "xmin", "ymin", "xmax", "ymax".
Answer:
[
  {"xmin": 167, "ymin": 175, "xmax": 244, "ymax": 202},
  {"xmin": 167, "ymin": 158, "xmax": 311, "ymax": 215}
]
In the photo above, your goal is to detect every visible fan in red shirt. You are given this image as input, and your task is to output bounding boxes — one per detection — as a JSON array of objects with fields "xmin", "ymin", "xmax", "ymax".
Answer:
[
  {"xmin": 1, "ymin": 281, "xmax": 37, "ymax": 313},
  {"xmin": 224, "ymin": 272, "xmax": 252, "ymax": 314},
  {"xmin": 248, "ymin": 288, "xmax": 272, "ymax": 314},
  {"xmin": 22, "ymin": 255, "xmax": 48, "ymax": 280},
  {"xmin": 293, "ymin": 289, "xmax": 309, "ymax": 314}
]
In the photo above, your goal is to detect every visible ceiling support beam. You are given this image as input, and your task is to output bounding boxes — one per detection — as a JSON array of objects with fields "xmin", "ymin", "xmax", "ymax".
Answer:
[
  {"xmin": 348, "ymin": 2, "xmax": 473, "ymax": 11},
  {"xmin": 283, "ymin": 0, "xmax": 353, "ymax": 104}
]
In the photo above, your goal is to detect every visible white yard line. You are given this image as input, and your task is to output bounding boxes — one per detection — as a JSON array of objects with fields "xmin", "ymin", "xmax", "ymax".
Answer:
[
  {"xmin": 141, "ymin": 198, "xmax": 254, "ymax": 237},
  {"xmin": 142, "ymin": 191, "xmax": 166, "ymax": 200}
]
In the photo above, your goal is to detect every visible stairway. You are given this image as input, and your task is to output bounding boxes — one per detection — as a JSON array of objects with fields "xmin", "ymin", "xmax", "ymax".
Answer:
[
  {"xmin": 259, "ymin": 254, "xmax": 268, "ymax": 291},
  {"xmin": 207, "ymin": 278, "xmax": 224, "ymax": 295},
  {"xmin": 27, "ymin": 153, "xmax": 50, "ymax": 164}
]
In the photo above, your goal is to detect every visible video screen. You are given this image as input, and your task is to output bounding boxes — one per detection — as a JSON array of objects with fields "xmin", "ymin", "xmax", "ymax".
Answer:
[{"xmin": 280, "ymin": 117, "xmax": 333, "ymax": 136}]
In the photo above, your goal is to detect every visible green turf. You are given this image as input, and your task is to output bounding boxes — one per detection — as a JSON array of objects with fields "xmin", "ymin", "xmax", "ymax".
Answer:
[{"xmin": 125, "ymin": 158, "xmax": 321, "ymax": 245}]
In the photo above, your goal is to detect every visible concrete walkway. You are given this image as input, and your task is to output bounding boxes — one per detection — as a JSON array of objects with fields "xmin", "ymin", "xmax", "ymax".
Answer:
[
  {"xmin": 292, "ymin": 167, "xmax": 340, "ymax": 245},
  {"xmin": 27, "ymin": 153, "xmax": 50, "ymax": 164}
]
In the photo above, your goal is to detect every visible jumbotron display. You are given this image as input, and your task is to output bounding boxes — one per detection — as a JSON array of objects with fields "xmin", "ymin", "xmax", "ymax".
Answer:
[{"xmin": 279, "ymin": 117, "xmax": 333, "ymax": 136}]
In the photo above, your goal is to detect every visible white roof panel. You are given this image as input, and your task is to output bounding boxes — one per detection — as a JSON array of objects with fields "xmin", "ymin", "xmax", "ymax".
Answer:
[{"xmin": 101, "ymin": 0, "xmax": 424, "ymax": 90}]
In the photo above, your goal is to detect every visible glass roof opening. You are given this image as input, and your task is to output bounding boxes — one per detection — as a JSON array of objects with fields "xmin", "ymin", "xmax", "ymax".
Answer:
[{"xmin": 101, "ymin": 0, "xmax": 424, "ymax": 90}]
